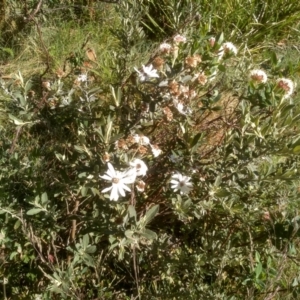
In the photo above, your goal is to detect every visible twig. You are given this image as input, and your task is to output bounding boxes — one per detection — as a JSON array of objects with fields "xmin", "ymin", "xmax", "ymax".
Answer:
[
  {"xmin": 130, "ymin": 186, "xmax": 140, "ymax": 299},
  {"xmin": 24, "ymin": 0, "xmax": 43, "ymax": 23}
]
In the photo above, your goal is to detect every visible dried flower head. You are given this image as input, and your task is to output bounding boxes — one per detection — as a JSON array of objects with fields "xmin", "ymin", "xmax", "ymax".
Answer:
[
  {"xmin": 169, "ymin": 81, "xmax": 180, "ymax": 96},
  {"xmin": 197, "ymin": 72, "xmax": 208, "ymax": 85},
  {"xmin": 152, "ymin": 57, "xmax": 165, "ymax": 70},
  {"xmin": 115, "ymin": 139, "xmax": 128, "ymax": 150},
  {"xmin": 138, "ymin": 145, "xmax": 148, "ymax": 155},
  {"xmin": 185, "ymin": 54, "xmax": 202, "ymax": 68},
  {"xmin": 136, "ymin": 180, "xmax": 146, "ymax": 192},
  {"xmin": 103, "ymin": 152, "xmax": 110, "ymax": 162},
  {"xmin": 163, "ymin": 106, "xmax": 173, "ymax": 122}
]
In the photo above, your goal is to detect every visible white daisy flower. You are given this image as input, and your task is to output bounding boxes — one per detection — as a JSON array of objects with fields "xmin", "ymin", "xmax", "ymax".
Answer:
[
  {"xmin": 249, "ymin": 69, "xmax": 268, "ymax": 84},
  {"xmin": 100, "ymin": 163, "xmax": 136, "ymax": 201},
  {"xmin": 142, "ymin": 64, "xmax": 159, "ymax": 78},
  {"xmin": 276, "ymin": 78, "xmax": 294, "ymax": 98},
  {"xmin": 130, "ymin": 159, "xmax": 148, "ymax": 177},
  {"xmin": 170, "ymin": 173, "xmax": 193, "ymax": 194},
  {"xmin": 134, "ymin": 64, "xmax": 159, "ymax": 82},
  {"xmin": 173, "ymin": 34, "xmax": 187, "ymax": 44},
  {"xmin": 133, "ymin": 134, "xmax": 150, "ymax": 145}
]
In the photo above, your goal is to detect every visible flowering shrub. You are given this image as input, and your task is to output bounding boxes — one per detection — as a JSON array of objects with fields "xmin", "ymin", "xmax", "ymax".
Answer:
[{"xmin": 1, "ymin": 1, "xmax": 300, "ymax": 299}]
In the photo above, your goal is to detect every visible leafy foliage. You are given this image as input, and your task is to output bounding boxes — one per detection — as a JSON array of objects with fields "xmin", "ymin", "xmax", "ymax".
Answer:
[{"xmin": 1, "ymin": 1, "xmax": 300, "ymax": 299}]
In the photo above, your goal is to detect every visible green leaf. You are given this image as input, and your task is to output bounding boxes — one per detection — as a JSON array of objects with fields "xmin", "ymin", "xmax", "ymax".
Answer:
[
  {"xmin": 86, "ymin": 245, "xmax": 96, "ymax": 254},
  {"xmin": 27, "ymin": 208, "xmax": 44, "ymax": 215},
  {"xmin": 144, "ymin": 205, "xmax": 159, "ymax": 226},
  {"xmin": 8, "ymin": 114, "xmax": 31, "ymax": 126},
  {"xmin": 128, "ymin": 205, "xmax": 137, "ymax": 220},
  {"xmin": 82, "ymin": 234, "xmax": 89, "ymax": 248},
  {"xmin": 81, "ymin": 186, "xmax": 88, "ymax": 197},
  {"xmin": 255, "ymin": 262, "xmax": 263, "ymax": 279},
  {"xmin": 190, "ymin": 133, "xmax": 203, "ymax": 148},
  {"xmin": 140, "ymin": 229, "xmax": 157, "ymax": 240},
  {"xmin": 41, "ymin": 192, "xmax": 48, "ymax": 204}
]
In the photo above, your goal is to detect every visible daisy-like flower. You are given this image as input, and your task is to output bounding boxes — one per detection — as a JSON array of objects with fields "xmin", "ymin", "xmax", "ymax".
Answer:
[
  {"xmin": 143, "ymin": 64, "xmax": 159, "ymax": 78},
  {"xmin": 100, "ymin": 163, "xmax": 136, "ymax": 201},
  {"xmin": 170, "ymin": 173, "xmax": 193, "ymax": 194},
  {"xmin": 133, "ymin": 134, "xmax": 150, "ymax": 145},
  {"xmin": 249, "ymin": 69, "xmax": 268, "ymax": 84},
  {"xmin": 134, "ymin": 64, "xmax": 159, "ymax": 82},
  {"xmin": 276, "ymin": 78, "xmax": 294, "ymax": 98},
  {"xmin": 174, "ymin": 34, "xmax": 187, "ymax": 44},
  {"xmin": 130, "ymin": 159, "xmax": 148, "ymax": 177},
  {"xmin": 159, "ymin": 43, "xmax": 172, "ymax": 53}
]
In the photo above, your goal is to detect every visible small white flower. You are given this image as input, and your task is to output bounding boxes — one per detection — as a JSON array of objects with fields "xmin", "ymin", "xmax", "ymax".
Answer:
[
  {"xmin": 208, "ymin": 37, "xmax": 215, "ymax": 47},
  {"xmin": 151, "ymin": 144, "xmax": 162, "ymax": 157},
  {"xmin": 130, "ymin": 159, "xmax": 148, "ymax": 177},
  {"xmin": 250, "ymin": 69, "xmax": 268, "ymax": 84},
  {"xmin": 136, "ymin": 180, "xmax": 146, "ymax": 192},
  {"xmin": 173, "ymin": 98, "xmax": 192, "ymax": 115},
  {"xmin": 134, "ymin": 65, "xmax": 159, "ymax": 82},
  {"xmin": 276, "ymin": 78, "xmax": 294, "ymax": 98},
  {"xmin": 170, "ymin": 173, "xmax": 193, "ymax": 194},
  {"xmin": 223, "ymin": 42, "xmax": 237, "ymax": 55},
  {"xmin": 173, "ymin": 34, "xmax": 187, "ymax": 43},
  {"xmin": 77, "ymin": 74, "xmax": 87, "ymax": 82},
  {"xmin": 100, "ymin": 163, "xmax": 136, "ymax": 201},
  {"xmin": 159, "ymin": 43, "xmax": 172, "ymax": 53},
  {"xmin": 142, "ymin": 64, "xmax": 159, "ymax": 78},
  {"xmin": 218, "ymin": 42, "xmax": 237, "ymax": 59},
  {"xmin": 133, "ymin": 134, "xmax": 150, "ymax": 145}
]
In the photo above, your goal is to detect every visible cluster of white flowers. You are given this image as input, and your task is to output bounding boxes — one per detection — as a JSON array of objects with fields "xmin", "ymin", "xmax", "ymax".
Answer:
[
  {"xmin": 100, "ymin": 159, "xmax": 148, "ymax": 201},
  {"xmin": 133, "ymin": 134, "xmax": 162, "ymax": 157},
  {"xmin": 100, "ymin": 162, "xmax": 194, "ymax": 200},
  {"xmin": 248, "ymin": 69, "xmax": 294, "ymax": 99}
]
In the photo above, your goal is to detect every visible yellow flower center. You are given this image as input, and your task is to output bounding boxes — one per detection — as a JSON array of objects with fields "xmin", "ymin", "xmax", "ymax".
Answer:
[{"xmin": 112, "ymin": 178, "xmax": 120, "ymax": 184}]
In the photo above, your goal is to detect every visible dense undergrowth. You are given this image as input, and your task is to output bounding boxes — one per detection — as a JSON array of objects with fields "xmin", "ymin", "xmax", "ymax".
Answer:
[{"xmin": 1, "ymin": 1, "xmax": 300, "ymax": 299}]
